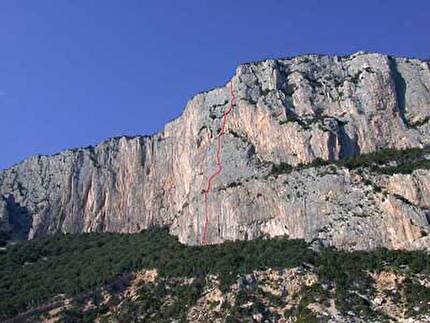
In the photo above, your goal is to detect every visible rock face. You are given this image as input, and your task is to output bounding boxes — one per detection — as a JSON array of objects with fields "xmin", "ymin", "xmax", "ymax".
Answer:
[{"xmin": 1, "ymin": 52, "xmax": 430, "ymax": 250}]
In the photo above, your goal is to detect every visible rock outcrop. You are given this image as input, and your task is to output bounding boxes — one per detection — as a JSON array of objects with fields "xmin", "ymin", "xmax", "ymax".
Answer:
[
  {"xmin": 1, "ymin": 52, "xmax": 430, "ymax": 250},
  {"xmin": 20, "ymin": 267, "xmax": 430, "ymax": 323},
  {"xmin": 0, "ymin": 196, "xmax": 11, "ymax": 238}
]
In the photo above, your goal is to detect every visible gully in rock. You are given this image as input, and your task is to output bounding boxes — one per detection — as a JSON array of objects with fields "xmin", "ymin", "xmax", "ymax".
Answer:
[{"xmin": 201, "ymin": 81, "xmax": 237, "ymax": 244}]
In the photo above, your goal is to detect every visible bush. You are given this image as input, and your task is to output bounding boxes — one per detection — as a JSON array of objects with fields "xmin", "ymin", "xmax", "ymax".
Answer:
[
  {"xmin": 1, "ymin": 229, "xmax": 429, "ymax": 320},
  {"xmin": 269, "ymin": 146, "xmax": 430, "ymax": 177}
]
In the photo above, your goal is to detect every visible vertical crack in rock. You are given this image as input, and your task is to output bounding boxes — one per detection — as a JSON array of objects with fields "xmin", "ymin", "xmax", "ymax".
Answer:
[{"xmin": 388, "ymin": 56, "xmax": 408, "ymax": 126}]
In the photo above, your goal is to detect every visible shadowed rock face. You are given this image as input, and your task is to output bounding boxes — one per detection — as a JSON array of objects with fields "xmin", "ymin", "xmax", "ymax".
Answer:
[{"xmin": 1, "ymin": 52, "xmax": 430, "ymax": 250}]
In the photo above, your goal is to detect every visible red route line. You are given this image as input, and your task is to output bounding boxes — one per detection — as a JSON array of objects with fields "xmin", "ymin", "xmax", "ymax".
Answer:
[{"xmin": 201, "ymin": 81, "xmax": 237, "ymax": 244}]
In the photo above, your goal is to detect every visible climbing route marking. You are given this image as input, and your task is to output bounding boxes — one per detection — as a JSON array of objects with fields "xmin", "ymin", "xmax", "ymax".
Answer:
[{"xmin": 202, "ymin": 82, "xmax": 237, "ymax": 244}]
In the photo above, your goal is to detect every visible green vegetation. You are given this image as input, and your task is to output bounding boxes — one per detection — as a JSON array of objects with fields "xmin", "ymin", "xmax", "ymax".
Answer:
[
  {"xmin": 402, "ymin": 277, "xmax": 430, "ymax": 316},
  {"xmin": 335, "ymin": 146, "xmax": 430, "ymax": 172},
  {"xmin": 225, "ymin": 181, "xmax": 242, "ymax": 189},
  {"xmin": 350, "ymin": 70, "xmax": 363, "ymax": 84},
  {"xmin": 316, "ymin": 248, "xmax": 429, "ymax": 318},
  {"xmin": 86, "ymin": 278, "xmax": 205, "ymax": 322},
  {"xmin": 1, "ymin": 228, "xmax": 429, "ymax": 321},
  {"xmin": 269, "ymin": 146, "xmax": 430, "ymax": 177},
  {"xmin": 270, "ymin": 162, "xmax": 293, "ymax": 176},
  {"xmin": 279, "ymin": 113, "xmax": 308, "ymax": 128},
  {"xmin": 269, "ymin": 157, "xmax": 329, "ymax": 177},
  {"xmin": 0, "ymin": 229, "xmax": 312, "ymax": 318}
]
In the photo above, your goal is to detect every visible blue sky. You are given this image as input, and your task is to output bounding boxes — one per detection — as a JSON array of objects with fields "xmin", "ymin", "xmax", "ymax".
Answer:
[{"xmin": 0, "ymin": 0, "xmax": 429, "ymax": 170}]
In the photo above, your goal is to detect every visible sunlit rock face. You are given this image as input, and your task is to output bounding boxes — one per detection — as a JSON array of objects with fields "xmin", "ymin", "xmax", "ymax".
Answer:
[{"xmin": 1, "ymin": 52, "xmax": 430, "ymax": 250}]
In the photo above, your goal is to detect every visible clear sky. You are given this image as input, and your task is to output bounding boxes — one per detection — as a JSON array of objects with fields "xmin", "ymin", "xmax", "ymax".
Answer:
[{"xmin": 0, "ymin": 0, "xmax": 429, "ymax": 170}]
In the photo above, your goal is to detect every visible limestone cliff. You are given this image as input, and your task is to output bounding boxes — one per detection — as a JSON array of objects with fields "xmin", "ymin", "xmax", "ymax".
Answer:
[{"xmin": 1, "ymin": 52, "xmax": 430, "ymax": 250}]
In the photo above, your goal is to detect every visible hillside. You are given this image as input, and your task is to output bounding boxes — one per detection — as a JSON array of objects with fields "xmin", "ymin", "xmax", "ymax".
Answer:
[{"xmin": 1, "ymin": 228, "xmax": 429, "ymax": 322}]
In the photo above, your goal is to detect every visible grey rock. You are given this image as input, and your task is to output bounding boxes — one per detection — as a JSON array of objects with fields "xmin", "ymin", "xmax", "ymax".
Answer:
[
  {"xmin": 0, "ymin": 196, "xmax": 11, "ymax": 235},
  {"xmin": 1, "ymin": 52, "xmax": 430, "ymax": 250}
]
